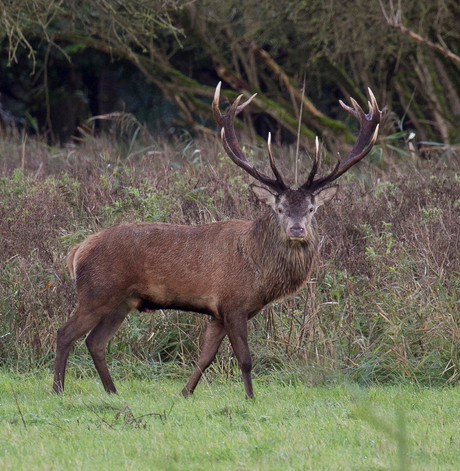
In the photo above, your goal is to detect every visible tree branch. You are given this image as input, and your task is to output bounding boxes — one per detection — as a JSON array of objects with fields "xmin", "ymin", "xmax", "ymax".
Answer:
[{"xmin": 380, "ymin": 0, "xmax": 460, "ymax": 66}]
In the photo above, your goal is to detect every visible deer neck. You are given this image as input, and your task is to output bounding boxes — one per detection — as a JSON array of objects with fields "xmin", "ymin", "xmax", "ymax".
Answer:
[{"xmin": 248, "ymin": 211, "xmax": 318, "ymax": 301}]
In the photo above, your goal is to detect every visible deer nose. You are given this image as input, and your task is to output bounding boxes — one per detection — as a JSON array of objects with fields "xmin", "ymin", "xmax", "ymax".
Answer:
[{"xmin": 289, "ymin": 226, "xmax": 304, "ymax": 238}]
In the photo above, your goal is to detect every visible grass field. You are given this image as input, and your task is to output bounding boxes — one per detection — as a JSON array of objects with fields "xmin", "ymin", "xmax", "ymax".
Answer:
[{"xmin": 1, "ymin": 371, "xmax": 460, "ymax": 470}]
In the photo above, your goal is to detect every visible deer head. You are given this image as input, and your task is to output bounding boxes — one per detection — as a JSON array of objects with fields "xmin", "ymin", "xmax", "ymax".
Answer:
[{"xmin": 212, "ymin": 82, "xmax": 381, "ymax": 242}]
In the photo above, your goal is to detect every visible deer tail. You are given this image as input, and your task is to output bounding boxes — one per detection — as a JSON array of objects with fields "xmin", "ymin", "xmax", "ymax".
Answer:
[{"xmin": 67, "ymin": 243, "xmax": 81, "ymax": 280}]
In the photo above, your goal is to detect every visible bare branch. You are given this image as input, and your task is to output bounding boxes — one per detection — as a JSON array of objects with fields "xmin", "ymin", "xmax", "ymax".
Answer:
[{"xmin": 380, "ymin": 0, "xmax": 460, "ymax": 66}]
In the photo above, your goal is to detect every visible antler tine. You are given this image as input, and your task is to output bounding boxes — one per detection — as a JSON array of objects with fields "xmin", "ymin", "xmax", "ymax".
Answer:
[
  {"xmin": 212, "ymin": 82, "xmax": 224, "ymax": 126},
  {"xmin": 305, "ymin": 136, "xmax": 321, "ymax": 188},
  {"xmin": 300, "ymin": 89, "xmax": 381, "ymax": 193},
  {"xmin": 267, "ymin": 133, "xmax": 287, "ymax": 188},
  {"xmin": 367, "ymin": 88, "xmax": 378, "ymax": 117},
  {"xmin": 213, "ymin": 82, "xmax": 257, "ymax": 128},
  {"xmin": 213, "ymin": 82, "xmax": 288, "ymax": 193}
]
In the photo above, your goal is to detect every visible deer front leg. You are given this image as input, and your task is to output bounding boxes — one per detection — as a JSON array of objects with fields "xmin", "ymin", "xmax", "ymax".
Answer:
[
  {"xmin": 226, "ymin": 316, "xmax": 253, "ymax": 399},
  {"xmin": 182, "ymin": 317, "xmax": 227, "ymax": 397}
]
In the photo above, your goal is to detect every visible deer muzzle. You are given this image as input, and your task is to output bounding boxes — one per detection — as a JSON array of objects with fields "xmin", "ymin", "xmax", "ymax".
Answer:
[{"xmin": 288, "ymin": 225, "xmax": 305, "ymax": 240}]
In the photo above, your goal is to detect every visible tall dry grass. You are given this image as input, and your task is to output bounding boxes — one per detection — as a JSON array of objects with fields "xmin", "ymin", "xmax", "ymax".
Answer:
[{"xmin": 1, "ymin": 127, "xmax": 459, "ymax": 386}]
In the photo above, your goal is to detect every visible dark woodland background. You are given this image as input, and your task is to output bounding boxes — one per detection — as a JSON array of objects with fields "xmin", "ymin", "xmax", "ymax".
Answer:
[{"xmin": 1, "ymin": 0, "xmax": 460, "ymax": 149}]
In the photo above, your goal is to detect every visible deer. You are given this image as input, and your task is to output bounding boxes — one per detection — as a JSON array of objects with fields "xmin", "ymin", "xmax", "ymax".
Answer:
[{"xmin": 53, "ymin": 82, "xmax": 380, "ymax": 398}]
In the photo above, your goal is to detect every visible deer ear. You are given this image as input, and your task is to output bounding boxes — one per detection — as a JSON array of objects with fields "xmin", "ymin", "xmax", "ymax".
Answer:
[
  {"xmin": 251, "ymin": 184, "xmax": 277, "ymax": 209},
  {"xmin": 314, "ymin": 185, "xmax": 338, "ymax": 208}
]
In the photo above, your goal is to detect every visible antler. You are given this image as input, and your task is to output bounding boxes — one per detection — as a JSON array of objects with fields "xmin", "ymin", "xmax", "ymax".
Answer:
[
  {"xmin": 213, "ymin": 82, "xmax": 289, "ymax": 194},
  {"xmin": 300, "ymin": 89, "xmax": 381, "ymax": 193},
  {"xmin": 213, "ymin": 82, "xmax": 381, "ymax": 195}
]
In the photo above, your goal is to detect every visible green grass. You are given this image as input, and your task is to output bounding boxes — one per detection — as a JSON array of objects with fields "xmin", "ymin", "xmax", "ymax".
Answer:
[{"xmin": 1, "ymin": 371, "xmax": 460, "ymax": 470}]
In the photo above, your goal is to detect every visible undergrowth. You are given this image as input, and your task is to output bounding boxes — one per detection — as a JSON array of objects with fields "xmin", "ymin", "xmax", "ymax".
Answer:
[{"xmin": 1, "ymin": 127, "xmax": 459, "ymax": 388}]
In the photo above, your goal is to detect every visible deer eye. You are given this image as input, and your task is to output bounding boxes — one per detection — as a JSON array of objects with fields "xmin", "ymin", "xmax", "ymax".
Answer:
[
  {"xmin": 278, "ymin": 207, "xmax": 284, "ymax": 214},
  {"xmin": 310, "ymin": 207, "xmax": 314, "ymax": 213}
]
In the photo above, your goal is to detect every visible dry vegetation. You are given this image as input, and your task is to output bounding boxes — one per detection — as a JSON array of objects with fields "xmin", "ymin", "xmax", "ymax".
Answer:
[{"xmin": 1, "ymin": 127, "xmax": 459, "ymax": 387}]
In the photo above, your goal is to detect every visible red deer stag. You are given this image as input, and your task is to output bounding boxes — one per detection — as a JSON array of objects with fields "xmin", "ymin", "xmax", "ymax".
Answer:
[{"xmin": 54, "ymin": 82, "xmax": 380, "ymax": 398}]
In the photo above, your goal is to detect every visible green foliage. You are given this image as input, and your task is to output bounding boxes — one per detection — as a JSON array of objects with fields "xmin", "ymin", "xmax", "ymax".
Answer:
[
  {"xmin": 102, "ymin": 183, "xmax": 171, "ymax": 224},
  {"xmin": 421, "ymin": 206, "xmax": 443, "ymax": 224}
]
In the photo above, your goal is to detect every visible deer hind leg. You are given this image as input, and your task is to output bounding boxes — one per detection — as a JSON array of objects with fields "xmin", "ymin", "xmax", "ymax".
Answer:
[
  {"xmin": 85, "ymin": 302, "xmax": 131, "ymax": 394},
  {"xmin": 53, "ymin": 299, "xmax": 124, "ymax": 394},
  {"xmin": 53, "ymin": 305, "xmax": 101, "ymax": 393},
  {"xmin": 225, "ymin": 316, "xmax": 253, "ymax": 399},
  {"xmin": 182, "ymin": 317, "xmax": 227, "ymax": 397}
]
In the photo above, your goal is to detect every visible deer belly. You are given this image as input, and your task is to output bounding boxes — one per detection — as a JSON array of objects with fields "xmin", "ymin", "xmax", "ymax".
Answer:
[{"xmin": 128, "ymin": 291, "xmax": 219, "ymax": 317}]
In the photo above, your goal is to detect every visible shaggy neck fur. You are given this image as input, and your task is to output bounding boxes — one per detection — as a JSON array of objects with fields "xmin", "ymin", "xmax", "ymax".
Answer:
[{"xmin": 249, "ymin": 211, "xmax": 317, "ymax": 303}]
